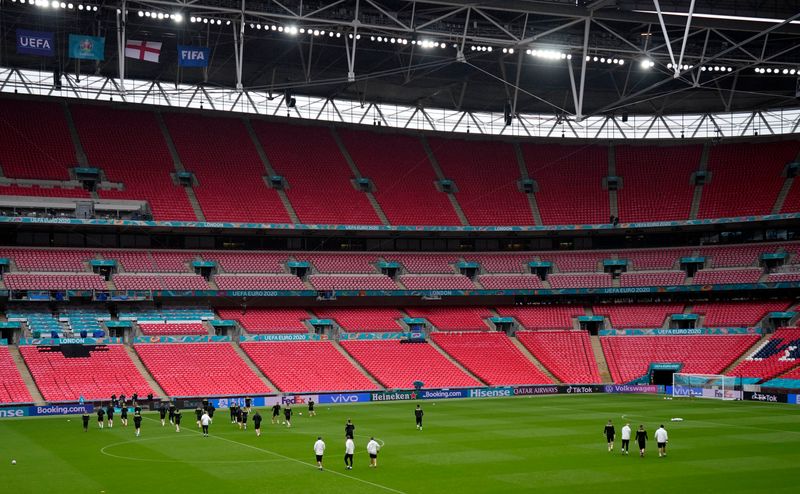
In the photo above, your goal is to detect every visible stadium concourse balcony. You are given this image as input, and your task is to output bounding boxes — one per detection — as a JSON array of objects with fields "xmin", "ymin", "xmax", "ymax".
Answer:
[
  {"xmin": 615, "ymin": 144, "xmax": 702, "ymax": 222},
  {"xmin": 70, "ymin": 104, "xmax": 197, "ymax": 221},
  {"xmin": 200, "ymin": 251, "xmax": 288, "ymax": 273},
  {"xmin": 293, "ymin": 253, "xmax": 381, "ymax": 274},
  {"xmin": 691, "ymin": 300, "xmax": 791, "ymax": 327},
  {"xmin": 213, "ymin": 275, "xmax": 306, "ymax": 291},
  {"xmin": 138, "ymin": 323, "xmax": 208, "ymax": 336},
  {"xmin": 338, "ymin": 129, "xmax": 461, "ymax": 226},
  {"xmin": 340, "ymin": 340, "xmax": 481, "ymax": 388},
  {"xmin": 521, "ymin": 143, "xmax": 609, "ymax": 225},
  {"xmin": 0, "ymin": 248, "xmax": 92, "ymax": 272},
  {"xmin": 112, "ymin": 275, "xmax": 210, "ymax": 291},
  {"xmin": 398, "ymin": 275, "xmax": 475, "ymax": 290},
  {"xmin": 728, "ymin": 328, "xmax": 800, "ymax": 381},
  {"xmin": 0, "ymin": 99, "xmax": 78, "ymax": 180},
  {"xmin": 19, "ymin": 345, "xmax": 154, "ymax": 402},
  {"xmin": 4, "ymin": 274, "xmax": 106, "ymax": 290},
  {"xmin": 620, "ymin": 271, "xmax": 686, "ymax": 287},
  {"xmin": 592, "ymin": 303, "xmax": 684, "ymax": 329},
  {"xmin": 691, "ymin": 268, "xmax": 763, "ymax": 284},
  {"xmin": 495, "ymin": 305, "xmax": 585, "ymax": 330},
  {"xmin": 431, "ymin": 332, "xmax": 552, "ymax": 385},
  {"xmin": 516, "ymin": 330, "xmax": 601, "ymax": 383},
  {"xmin": 311, "ymin": 307, "xmax": 404, "ymax": 332},
  {"xmin": 134, "ymin": 342, "xmax": 272, "ymax": 396},
  {"xmin": 240, "ymin": 341, "xmax": 380, "ymax": 393},
  {"xmin": 162, "ymin": 112, "xmax": 291, "ymax": 223},
  {"xmin": 0, "ymin": 346, "xmax": 34, "ymax": 404},
  {"xmin": 600, "ymin": 334, "xmax": 760, "ymax": 383},
  {"xmin": 698, "ymin": 140, "xmax": 800, "ymax": 219},
  {"xmin": 0, "ymin": 184, "xmax": 90, "ymax": 198},
  {"xmin": 428, "ymin": 137, "xmax": 534, "ymax": 225},
  {"xmin": 216, "ymin": 308, "xmax": 310, "ymax": 334},
  {"xmin": 308, "ymin": 275, "xmax": 398, "ymax": 291},
  {"xmin": 252, "ymin": 120, "xmax": 382, "ymax": 225},
  {"xmin": 477, "ymin": 274, "xmax": 544, "ymax": 289},
  {"xmin": 404, "ymin": 307, "xmax": 492, "ymax": 331},
  {"xmin": 547, "ymin": 273, "xmax": 612, "ymax": 289}
]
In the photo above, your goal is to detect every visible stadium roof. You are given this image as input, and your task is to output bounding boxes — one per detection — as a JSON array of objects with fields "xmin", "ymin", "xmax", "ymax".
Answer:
[{"xmin": 2, "ymin": 0, "xmax": 800, "ymax": 119}]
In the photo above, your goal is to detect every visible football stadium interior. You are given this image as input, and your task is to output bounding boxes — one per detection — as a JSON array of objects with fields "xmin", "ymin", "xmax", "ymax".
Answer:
[{"xmin": 1, "ymin": 0, "xmax": 800, "ymax": 492}]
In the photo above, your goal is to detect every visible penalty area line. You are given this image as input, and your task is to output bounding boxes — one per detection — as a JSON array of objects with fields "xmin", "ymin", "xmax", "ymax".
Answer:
[{"xmin": 143, "ymin": 416, "xmax": 408, "ymax": 494}]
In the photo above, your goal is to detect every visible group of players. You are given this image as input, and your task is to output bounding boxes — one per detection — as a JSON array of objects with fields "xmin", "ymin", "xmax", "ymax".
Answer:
[{"xmin": 604, "ymin": 420, "xmax": 670, "ymax": 458}]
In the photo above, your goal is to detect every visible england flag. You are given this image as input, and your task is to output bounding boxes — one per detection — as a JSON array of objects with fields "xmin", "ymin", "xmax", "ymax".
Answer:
[{"xmin": 125, "ymin": 40, "xmax": 162, "ymax": 63}]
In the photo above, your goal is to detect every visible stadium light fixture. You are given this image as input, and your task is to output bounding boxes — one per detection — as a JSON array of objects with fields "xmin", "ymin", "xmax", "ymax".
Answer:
[
  {"xmin": 173, "ymin": 13, "xmax": 183, "ymax": 23},
  {"xmin": 640, "ymin": 59, "xmax": 655, "ymax": 69}
]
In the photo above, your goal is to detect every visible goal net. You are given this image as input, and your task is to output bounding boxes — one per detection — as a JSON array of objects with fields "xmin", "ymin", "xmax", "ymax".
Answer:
[{"xmin": 672, "ymin": 373, "xmax": 741, "ymax": 400}]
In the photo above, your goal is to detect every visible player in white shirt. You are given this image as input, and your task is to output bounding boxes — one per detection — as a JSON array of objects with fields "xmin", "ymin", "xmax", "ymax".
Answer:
[
  {"xmin": 366, "ymin": 437, "xmax": 380, "ymax": 468},
  {"xmin": 200, "ymin": 411, "xmax": 212, "ymax": 437},
  {"xmin": 314, "ymin": 437, "xmax": 326, "ymax": 470},
  {"xmin": 620, "ymin": 423, "xmax": 632, "ymax": 455},
  {"xmin": 654, "ymin": 425, "xmax": 668, "ymax": 457},
  {"xmin": 344, "ymin": 436, "xmax": 355, "ymax": 470}
]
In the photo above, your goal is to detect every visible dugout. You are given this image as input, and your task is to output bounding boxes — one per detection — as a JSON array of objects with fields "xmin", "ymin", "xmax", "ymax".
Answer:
[{"xmin": 648, "ymin": 362, "xmax": 683, "ymax": 385}]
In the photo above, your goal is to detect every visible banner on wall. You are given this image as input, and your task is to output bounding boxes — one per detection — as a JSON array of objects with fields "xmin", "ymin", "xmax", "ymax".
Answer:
[{"xmin": 17, "ymin": 30, "xmax": 54, "ymax": 56}]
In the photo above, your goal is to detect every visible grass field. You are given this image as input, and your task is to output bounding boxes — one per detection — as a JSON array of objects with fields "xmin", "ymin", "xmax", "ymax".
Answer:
[{"xmin": 1, "ymin": 394, "xmax": 798, "ymax": 493}]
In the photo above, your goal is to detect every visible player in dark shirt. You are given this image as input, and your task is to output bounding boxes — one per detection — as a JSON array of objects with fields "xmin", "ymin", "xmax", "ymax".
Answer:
[
  {"xmin": 253, "ymin": 411, "xmax": 263, "ymax": 437},
  {"xmin": 635, "ymin": 425, "xmax": 648, "ymax": 457},
  {"xmin": 283, "ymin": 404, "xmax": 292, "ymax": 428},
  {"xmin": 207, "ymin": 403, "xmax": 216, "ymax": 419},
  {"xmin": 415, "ymin": 405, "xmax": 424, "ymax": 430},
  {"xmin": 97, "ymin": 406, "xmax": 106, "ymax": 429},
  {"xmin": 81, "ymin": 412, "xmax": 90, "ymax": 432},
  {"xmin": 308, "ymin": 399, "xmax": 316, "ymax": 417},
  {"xmin": 159, "ymin": 403, "xmax": 168, "ymax": 426},
  {"xmin": 106, "ymin": 404, "xmax": 115, "ymax": 428},
  {"xmin": 345, "ymin": 419, "xmax": 355, "ymax": 438},
  {"xmin": 133, "ymin": 413, "xmax": 143, "ymax": 437},
  {"xmin": 168, "ymin": 401, "xmax": 176, "ymax": 424},
  {"xmin": 120, "ymin": 403, "xmax": 129, "ymax": 427},
  {"xmin": 230, "ymin": 403, "xmax": 239, "ymax": 424},
  {"xmin": 271, "ymin": 403, "xmax": 281, "ymax": 424},
  {"xmin": 134, "ymin": 402, "xmax": 142, "ymax": 415},
  {"xmin": 604, "ymin": 420, "xmax": 616, "ymax": 452},
  {"xmin": 195, "ymin": 405, "xmax": 203, "ymax": 428},
  {"xmin": 240, "ymin": 408, "xmax": 249, "ymax": 430},
  {"xmin": 174, "ymin": 409, "xmax": 183, "ymax": 432}
]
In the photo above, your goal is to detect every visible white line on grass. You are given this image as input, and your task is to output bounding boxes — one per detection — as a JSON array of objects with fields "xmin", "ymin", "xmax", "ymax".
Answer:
[{"xmin": 142, "ymin": 417, "xmax": 408, "ymax": 494}]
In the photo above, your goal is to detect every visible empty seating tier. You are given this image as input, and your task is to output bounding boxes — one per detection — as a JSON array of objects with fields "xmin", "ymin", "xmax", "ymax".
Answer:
[
  {"xmin": 312, "ymin": 307, "xmax": 404, "ymax": 332},
  {"xmin": 691, "ymin": 268, "xmax": 763, "ymax": 284},
  {"xmin": 294, "ymin": 253, "xmax": 380, "ymax": 274},
  {"xmin": 593, "ymin": 304, "xmax": 683, "ymax": 329},
  {"xmin": 0, "ymin": 248, "xmax": 92, "ymax": 271},
  {"xmin": 548, "ymin": 273, "xmax": 612, "ymax": 288},
  {"xmin": 404, "ymin": 307, "xmax": 492, "ymax": 331},
  {"xmin": 620, "ymin": 271, "xmax": 685, "ymax": 287},
  {"xmin": 202, "ymin": 252, "xmax": 288, "ymax": 273},
  {"xmin": 340, "ymin": 340, "xmax": 480, "ymax": 389},
  {"xmin": 496, "ymin": 305, "xmax": 584, "ymax": 330},
  {"xmin": 4, "ymin": 274, "xmax": 106, "ymax": 290},
  {"xmin": 134, "ymin": 343, "xmax": 271, "ymax": 396},
  {"xmin": 728, "ymin": 328, "xmax": 800, "ymax": 380},
  {"xmin": 216, "ymin": 308, "xmax": 309, "ymax": 334},
  {"xmin": 516, "ymin": 330, "xmax": 601, "ymax": 383},
  {"xmin": 478, "ymin": 275, "xmax": 543, "ymax": 289},
  {"xmin": 431, "ymin": 332, "xmax": 552, "ymax": 385},
  {"xmin": 399, "ymin": 275, "xmax": 475, "ymax": 290},
  {"xmin": 240, "ymin": 341, "xmax": 380, "ymax": 393},
  {"xmin": 691, "ymin": 301, "xmax": 790, "ymax": 327},
  {"xmin": 309, "ymin": 275, "xmax": 398, "ymax": 291},
  {"xmin": 0, "ymin": 346, "xmax": 34, "ymax": 404},
  {"xmin": 19, "ymin": 345, "xmax": 154, "ymax": 402},
  {"xmin": 601, "ymin": 334, "xmax": 759, "ymax": 383},
  {"xmin": 112, "ymin": 275, "xmax": 210, "ymax": 290}
]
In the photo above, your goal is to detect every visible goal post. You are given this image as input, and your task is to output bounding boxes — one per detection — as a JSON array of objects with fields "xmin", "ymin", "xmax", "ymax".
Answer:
[{"xmin": 672, "ymin": 373, "xmax": 742, "ymax": 400}]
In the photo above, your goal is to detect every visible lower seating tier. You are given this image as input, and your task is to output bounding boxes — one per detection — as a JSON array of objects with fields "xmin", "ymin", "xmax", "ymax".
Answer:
[
  {"xmin": 516, "ymin": 331, "xmax": 601, "ymax": 383},
  {"xmin": 0, "ymin": 346, "xmax": 34, "ymax": 404}
]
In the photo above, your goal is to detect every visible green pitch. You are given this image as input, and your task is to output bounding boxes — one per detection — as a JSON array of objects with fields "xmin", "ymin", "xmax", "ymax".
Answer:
[{"xmin": 2, "ymin": 394, "xmax": 798, "ymax": 493}]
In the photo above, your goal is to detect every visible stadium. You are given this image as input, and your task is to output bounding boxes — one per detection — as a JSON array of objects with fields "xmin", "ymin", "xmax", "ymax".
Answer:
[{"xmin": 0, "ymin": 0, "xmax": 799, "ymax": 492}]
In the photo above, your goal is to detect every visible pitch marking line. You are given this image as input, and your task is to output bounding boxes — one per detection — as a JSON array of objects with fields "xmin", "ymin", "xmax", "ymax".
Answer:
[{"xmin": 141, "ymin": 417, "xmax": 408, "ymax": 494}]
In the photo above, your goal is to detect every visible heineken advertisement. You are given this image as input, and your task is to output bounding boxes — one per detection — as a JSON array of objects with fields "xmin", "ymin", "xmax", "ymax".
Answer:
[{"xmin": 371, "ymin": 391, "xmax": 419, "ymax": 401}]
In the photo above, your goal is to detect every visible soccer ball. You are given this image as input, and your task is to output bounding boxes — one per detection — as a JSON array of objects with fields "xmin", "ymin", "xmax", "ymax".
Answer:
[
  {"xmin": 299, "ymin": 412, "xmax": 302, "ymax": 416},
  {"xmin": 282, "ymin": 421, "xmax": 286, "ymax": 425},
  {"xmin": 11, "ymin": 460, "xmax": 16, "ymax": 465}
]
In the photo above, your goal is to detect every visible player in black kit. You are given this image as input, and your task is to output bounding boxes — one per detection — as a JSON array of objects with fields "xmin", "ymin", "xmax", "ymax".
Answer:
[
  {"xmin": 133, "ymin": 412, "xmax": 142, "ymax": 437},
  {"xmin": 253, "ymin": 410, "xmax": 263, "ymax": 437},
  {"xmin": 174, "ymin": 408, "xmax": 183, "ymax": 432},
  {"xmin": 283, "ymin": 404, "xmax": 292, "ymax": 428},
  {"xmin": 97, "ymin": 405, "xmax": 106, "ymax": 429},
  {"xmin": 120, "ymin": 402, "xmax": 129, "ymax": 427},
  {"xmin": 195, "ymin": 405, "xmax": 203, "ymax": 428},
  {"xmin": 168, "ymin": 400, "xmax": 176, "ymax": 424},
  {"xmin": 240, "ymin": 407, "xmax": 249, "ymax": 430},
  {"xmin": 230, "ymin": 402, "xmax": 239, "ymax": 424},
  {"xmin": 81, "ymin": 411, "xmax": 90, "ymax": 432},
  {"xmin": 415, "ymin": 405, "xmax": 424, "ymax": 430},
  {"xmin": 106, "ymin": 403, "xmax": 114, "ymax": 428},
  {"xmin": 604, "ymin": 420, "xmax": 616, "ymax": 452},
  {"xmin": 159, "ymin": 402, "xmax": 167, "ymax": 426},
  {"xmin": 271, "ymin": 403, "xmax": 281, "ymax": 424},
  {"xmin": 635, "ymin": 425, "xmax": 648, "ymax": 457},
  {"xmin": 308, "ymin": 399, "xmax": 316, "ymax": 417},
  {"xmin": 345, "ymin": 419, "xmax": 355, "ymax": 438}
]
